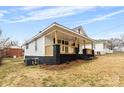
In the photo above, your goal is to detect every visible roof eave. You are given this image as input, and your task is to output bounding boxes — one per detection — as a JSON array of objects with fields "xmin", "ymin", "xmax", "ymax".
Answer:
[{"xmin": 23, "ymin": 22, "xmax": 94, "ymax": 45}]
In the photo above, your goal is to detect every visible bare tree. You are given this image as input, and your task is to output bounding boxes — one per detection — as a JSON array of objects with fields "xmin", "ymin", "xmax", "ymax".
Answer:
[
  {"xmin": 120, "ymin": 35, "xmax": 124, "ymax": 46},
  {"xmin": 106, "ymin": 35, "xmax": 124, "ymax": 51},
  {"xmin": 0, "ymin": 30, "xmax": 12, "ymax": 65},
  {"xmin": 106, "ymin": 38, "xmax": 117, "ymax": 50}
]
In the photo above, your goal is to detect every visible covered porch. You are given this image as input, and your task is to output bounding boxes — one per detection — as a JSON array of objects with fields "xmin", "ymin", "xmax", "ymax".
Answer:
[{"xmin": 44, "ymin": 27, "xmax": 95, "ymax": 64}]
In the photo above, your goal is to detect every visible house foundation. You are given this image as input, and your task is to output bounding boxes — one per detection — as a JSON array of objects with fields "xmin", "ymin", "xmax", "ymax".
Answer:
[{"xmin": 24, "ymin": 44, "xmax": 95, "ymax": 66}]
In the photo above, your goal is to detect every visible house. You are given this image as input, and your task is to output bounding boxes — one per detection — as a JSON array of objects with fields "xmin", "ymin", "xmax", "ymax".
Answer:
[
  {"xmin": 0, "ymin": 49, "xmax": 4, "ymax": 58},
  {"xmin": 0, "ymin": 46, "xmax": 24, "ymax": 58},
  {"xmin": 23, "ymin": 22, "xmax": 95, "ymax": 65},
  {"xmin": 89, "ymin": 40, "xmax": 113, "ymax": 55},
  {"xmin": 113, "ymin": 47, "xmax": 124, "ymax": 52}
]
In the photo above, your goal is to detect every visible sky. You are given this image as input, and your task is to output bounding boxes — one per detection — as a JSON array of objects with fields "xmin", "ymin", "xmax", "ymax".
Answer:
[{"xmin": 0, "ymin": 6, "xmax": 124, "ymax": 44}]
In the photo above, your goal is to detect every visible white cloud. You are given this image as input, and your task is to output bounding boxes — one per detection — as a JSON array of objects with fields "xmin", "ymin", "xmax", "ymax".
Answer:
[
  {"xmin": 108, "ymin": 31, "xmax": 124, "ymax": 37},
  {"xmin": 91, "ymin": 31, "xmax": 124, "ymax": 39},
  {"xmin": 0, "ymin": 10, "xmax": 8, "ymax": 18},
  {"xmin": 9, "ymin": 6, "xmax": 96, "ymax": 23},
  {"xmin": 19, "ymin": 6, "xmax": 44, "ymax": 11},
  {"xmin": 83, "ymin": 9, "xmax": 124, "ymax": 24},
  {"xmin": 10, "ymin": 15, "xmax": 26, "ymax": 20}
]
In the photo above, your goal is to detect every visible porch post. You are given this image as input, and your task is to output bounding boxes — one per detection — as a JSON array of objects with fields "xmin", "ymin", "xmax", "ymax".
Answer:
[
  {"xmin": 83, "ymin": 40, "xmax": 87, "ymax": 57},
  {"xmin": 75, "ymin": 37, "xmax": 77, "ymax": 47},
  {"xmin": 55, "ymin": 31, "xmax": 58, "ymax": 44},
  {"xmin": 91, "ymin": 42, "xmax": 95, "ymax": 57},
  {"xmin": 53, "ymin": 44, "xmax": 60, "ymax": 64},
  {"xmin": 84, "ymin": 40, "xmax": 86, "ymax": 49},
  {"xmin": 91, "ymin": 42, "xmax": 94, "ymax": 50},
  {"xmin": 53, "ymin": 31, "xmax": 60, "ymax": 64},
  {"xmin": 75, "ymin": 37, "xmax": 79, "ymax": 54}
]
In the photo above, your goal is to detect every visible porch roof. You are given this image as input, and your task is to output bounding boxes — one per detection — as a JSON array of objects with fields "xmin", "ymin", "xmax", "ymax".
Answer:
[{"xmin": 23, "ymin": 22, "xmax": 94, "ymax": 45}]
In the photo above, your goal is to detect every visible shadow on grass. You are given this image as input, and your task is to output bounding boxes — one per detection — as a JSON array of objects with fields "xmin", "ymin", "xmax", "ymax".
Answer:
[{"xmin": 39, "ymin": 58, "xmax": 97, "ymax": 71}]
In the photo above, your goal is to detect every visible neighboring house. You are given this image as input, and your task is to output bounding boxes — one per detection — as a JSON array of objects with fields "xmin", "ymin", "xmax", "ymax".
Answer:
[
  {"xmin": 93, "ymin": 40, "xmax": 113, "ymax": 55},
  {"xmin": 113, "ymin": 47, "xmax": 124, "ymax": 52},
  {"xmin": 120, "ymin": 47, "xmax": 124, "ymax": 52},
  {"xmin": 0, "ymin": 46, "xmax": 24, "ymax": 58},
  {"xmin": 0, "ymin": 49, "xmax": 3, "ymax": 58},
  {"xmin": 23, "ymin": 22, "xmax": 95, "ymax": 65}
]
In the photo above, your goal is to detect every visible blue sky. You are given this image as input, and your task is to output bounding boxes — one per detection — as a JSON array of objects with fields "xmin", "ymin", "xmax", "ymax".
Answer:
[{"xmin": 0, "ymin": 6, "xmax": 124, "ymax": 43}]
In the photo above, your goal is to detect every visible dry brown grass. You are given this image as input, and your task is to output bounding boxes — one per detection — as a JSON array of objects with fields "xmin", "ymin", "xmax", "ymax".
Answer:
[{"xmin": 0, "ymin": 52, "xmax": 124, "ymax": 87}]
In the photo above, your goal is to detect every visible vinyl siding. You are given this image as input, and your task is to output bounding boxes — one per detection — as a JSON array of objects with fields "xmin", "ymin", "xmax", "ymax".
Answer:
[
  {"xmin": 94, "ymin": 43, "xmax": 106, "ymax": 54},
  {"xmin": 24, "ymin": 36, "xmax": 45, "ymax": 56}
]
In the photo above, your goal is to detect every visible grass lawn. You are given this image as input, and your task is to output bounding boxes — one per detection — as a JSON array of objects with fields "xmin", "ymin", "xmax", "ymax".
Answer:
[{"xmin": 0, "ymin": 52, "xmax": 124, "ymax": 87}]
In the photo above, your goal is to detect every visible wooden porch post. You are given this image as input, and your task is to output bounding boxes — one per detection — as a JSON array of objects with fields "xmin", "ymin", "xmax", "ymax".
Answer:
[
  {"xmin": 75, "ymin": 37, "xmax": 80, "ymax": 54},
  {"xmin": 75, "ymin": 37, "xmax": 77, "ymax": 47},
  {"xmin": 84, "ymin": 40, "xmax": 86, "ymax": 49},
  {"xmin": 91, "ymin": 42, "xmax": 95, "ymax": 57},
  {"xmin": 91, "ymin": 42, "xmax": 94, "ymax": 50},
  {"xmin": 53, "ymin": 31, "xmax": 60, "ymax": 64},
  {"xmin": 55, "ymin": 31, "xmax": 58, "ymax": 44}
]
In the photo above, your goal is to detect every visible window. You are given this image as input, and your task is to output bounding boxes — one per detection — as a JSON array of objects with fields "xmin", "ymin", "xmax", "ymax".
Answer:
[
  {"xmin": 62, "ymin": 40, "xmax": 64, "ymax": 44},
  {"xmin": 58, "ymin": 40, "xmax": 61, "ymax": 44},
  {"xmin": 62, "ymin": 46, "xmax": 64, "ymax": 51},
  {"xmin": 103, "ymin": 43, "xmax": 106, "ymax": 49},
  {"xmin": 35, "ymin": 40, "xmax": 37, "ymax": 51},
  {"xmin": 26, "ymin": 43, "xmax": 29, "ymax": 49},
  {"xmin": 65, "ymin": 41, "xmax": 69, "ymax": 45},
  {"xmin": 65, "ymin": 46, "xmax": 68, "ymax": 53}
]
